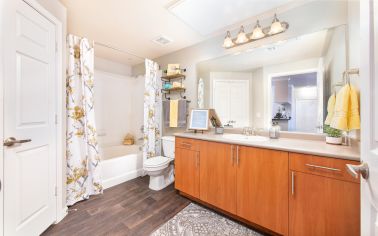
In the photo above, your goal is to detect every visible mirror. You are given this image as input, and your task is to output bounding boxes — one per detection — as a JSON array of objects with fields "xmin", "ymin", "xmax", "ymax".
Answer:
[{"xmin": 197, "ymin": 25, "xmax": 347, "ymax": 134}]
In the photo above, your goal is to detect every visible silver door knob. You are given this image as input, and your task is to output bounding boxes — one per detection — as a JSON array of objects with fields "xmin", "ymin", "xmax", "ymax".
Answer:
[
  {"xmin": 3, "ymin": 137, "xmax": 32, "ymax": 147},
  {"xmin": 346, "ymin": 162, "xmax": 369, "ymax": 179}
]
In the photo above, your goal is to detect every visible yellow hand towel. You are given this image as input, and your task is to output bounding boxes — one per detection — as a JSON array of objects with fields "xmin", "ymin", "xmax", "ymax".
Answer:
[
  {"xmin": 324, "ymin": 94, "xmax": 336, "ymax": 125},
  {"xmin": 169, "ymin": 99, "xmax": 179, "ymax": 127},
  {"xmin": 330, "ymin": 85, "xmax": 350, "ymax": 131},
  {"xmin": 347, "ymin": 85, "xmax": 360, "ymax": 130}
]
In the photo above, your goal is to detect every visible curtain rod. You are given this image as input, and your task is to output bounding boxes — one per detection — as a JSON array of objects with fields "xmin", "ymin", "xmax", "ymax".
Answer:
[{"xmin": 94, "ymin": 42, "xmax": 146, "ymax": 60}]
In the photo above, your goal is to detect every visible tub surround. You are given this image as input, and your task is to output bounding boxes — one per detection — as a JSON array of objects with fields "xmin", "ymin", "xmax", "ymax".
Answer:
[{"xmin": 174, "ymin": 132, "xmax": 360, "ymax": 161}]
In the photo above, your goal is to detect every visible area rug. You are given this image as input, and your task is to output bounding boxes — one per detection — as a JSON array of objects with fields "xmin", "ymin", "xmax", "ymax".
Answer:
[{"xmin": 151, "ymin": 203, "xmax": 264, "ymax": 236}]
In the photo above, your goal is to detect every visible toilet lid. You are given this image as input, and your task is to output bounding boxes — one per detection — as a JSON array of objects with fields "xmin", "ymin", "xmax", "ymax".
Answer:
[{"xmin": 144, "ymin": 156, "xmax": 171, "ymax": 167}]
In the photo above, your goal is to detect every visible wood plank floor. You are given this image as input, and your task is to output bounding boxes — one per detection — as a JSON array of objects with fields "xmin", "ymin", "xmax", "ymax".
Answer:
[{"xmin": 42, "ymin": 177, "xmax": 191, "ymax": 236}]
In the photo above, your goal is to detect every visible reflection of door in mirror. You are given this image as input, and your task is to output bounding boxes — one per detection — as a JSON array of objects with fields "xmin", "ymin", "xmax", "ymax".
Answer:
[
  {"xmin": 210, "ymin": 72, "xmax": 250, "ymax": 128},
  {"xmin": 271, "ymin": 72, "xmax": 322, "ymax": 133}
]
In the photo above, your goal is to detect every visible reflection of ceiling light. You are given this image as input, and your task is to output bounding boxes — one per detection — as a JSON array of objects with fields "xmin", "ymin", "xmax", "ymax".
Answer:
[
  {"xmin": 223, "ymin": 13, "xmax": 289, "ymax": 49},
  {"xmin": 269, "ymin": 14, "xmax": 285, "ymax": 35},
  {"xmin": 235, "ymin": 26, "xmax": 249, "ymax": 44},
  {"xmin": 251, "ymin": 20, "xmax": 265, "ymax": 40},
  {"xmin": 222, "ymin": 31, "xmax": 235, "ymax": 48}
]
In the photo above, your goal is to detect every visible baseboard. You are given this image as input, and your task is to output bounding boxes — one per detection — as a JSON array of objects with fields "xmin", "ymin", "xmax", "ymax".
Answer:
[
  {"xmin": 103, "ymin": 169, "xmax": 143, "ymax": 189},
  {"xmin": 56, "ymin": 206, "xmax": 68, "ymax": 223}
]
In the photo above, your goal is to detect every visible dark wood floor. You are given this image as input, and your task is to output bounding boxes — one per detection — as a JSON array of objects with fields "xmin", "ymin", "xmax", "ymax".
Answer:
[{"xmin": 42, "ymin": 177, "xmax": 191, "ymax": 236}]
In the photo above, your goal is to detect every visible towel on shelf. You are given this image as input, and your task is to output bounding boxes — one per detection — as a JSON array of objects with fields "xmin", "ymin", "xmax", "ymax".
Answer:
[
  {"xmin": 324, "ymin": 94, "xmax": 336, "ymax": 125},
  {"xmin": 178, "ymin": 100, "xmax": 187, "ymax": 127},
  {"xmin": 330, "ymin": 85, "xmax": 350, "ymax": 131},
  {"xmin": 163, "ymin": 100, "xmax": 170, "ymax": 127},
  {"xmin": 347, "ymin": 85, "xmax": 360, "ymax": 130},
  {"xmin": 330, "ymin": 84, "xmax": 361, "ymax": 131},
  {"xmin": 169, "ymin": 99, "xmax": 179, "ymax": 127}
]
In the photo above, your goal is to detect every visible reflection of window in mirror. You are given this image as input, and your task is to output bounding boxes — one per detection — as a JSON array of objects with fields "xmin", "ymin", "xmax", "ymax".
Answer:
[{"xmin": 271, "ymin": 72, "xmax": 322, "ymax": 133}]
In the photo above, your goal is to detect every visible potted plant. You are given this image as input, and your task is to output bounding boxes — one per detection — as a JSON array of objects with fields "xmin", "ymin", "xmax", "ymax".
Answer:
[{"xmin": 323, "ymin": 125, "xmax": 343, "ymax": 145}]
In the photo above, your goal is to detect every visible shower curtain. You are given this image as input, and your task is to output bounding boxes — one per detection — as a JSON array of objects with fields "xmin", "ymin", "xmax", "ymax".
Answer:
[
  {"xmin": 66, "ymin": 34, "xmax": 102, "ymax": 206},
  {"xmin": 197, "ymin": 78, "xmax": 205, "ymax": 108},
  {"xmin": 143, "ymin": 59, "xmax": 162, "ymax": 162}
]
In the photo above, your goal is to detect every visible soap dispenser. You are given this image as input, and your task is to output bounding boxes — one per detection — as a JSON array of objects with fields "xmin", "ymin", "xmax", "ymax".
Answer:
[{"xmin": 269, "ymin": 121, "xmax": 280, "ymax": 139}]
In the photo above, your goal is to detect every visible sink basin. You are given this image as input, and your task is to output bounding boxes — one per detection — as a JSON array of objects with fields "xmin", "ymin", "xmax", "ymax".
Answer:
[{"xmin": 222, "ymin": 134, "xmax": 269, "ymax": 142}]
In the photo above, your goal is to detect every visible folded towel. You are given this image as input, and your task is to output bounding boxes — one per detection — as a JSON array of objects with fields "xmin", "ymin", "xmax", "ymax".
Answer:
[
  {"xmin": 178, "ymin": 100, "xmax": 187, "ymax": 127},
  {"xmin": 330, "ymin": 85, "xmax": 350, "ymax": 131},
  {"xmin": 347, "ymin": 85, "xmax": 360, "ymax": 130},
  {"xmin": 324, "ymin": 94, "xmax": 336, "ymax": 125},
  {"xmin": 163, "ymin": 100, "xmax": 170, "ymax": 127},
  {"xmin": 169, "ymin": 99, "xmax": 179, "ymax": 127}
]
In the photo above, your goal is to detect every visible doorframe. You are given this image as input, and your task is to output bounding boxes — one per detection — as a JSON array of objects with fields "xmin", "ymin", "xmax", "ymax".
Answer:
[{"xmin": 0, "ymin": 0, "xmax": 67, "ymax": 231}]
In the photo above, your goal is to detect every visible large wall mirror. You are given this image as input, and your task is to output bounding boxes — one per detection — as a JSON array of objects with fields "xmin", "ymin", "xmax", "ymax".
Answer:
[{"xmin": 197, "ymin": 24, "xmax": 347, "ymax": 134}]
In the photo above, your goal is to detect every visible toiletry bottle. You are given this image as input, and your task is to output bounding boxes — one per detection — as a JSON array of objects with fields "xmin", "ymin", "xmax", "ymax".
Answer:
[{"xmin": 269, "ymin": 122, "xmax": 280, "ymax": 139}]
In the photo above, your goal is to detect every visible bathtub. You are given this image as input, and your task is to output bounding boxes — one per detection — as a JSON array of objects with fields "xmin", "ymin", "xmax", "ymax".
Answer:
[{"xmin": 100, "ymin": 145, "xmax": 143, "ymax": 189}]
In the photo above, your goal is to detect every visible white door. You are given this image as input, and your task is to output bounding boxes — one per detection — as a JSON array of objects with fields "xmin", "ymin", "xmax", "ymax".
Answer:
[
  {"xmin": 3, "ymin": 1, "xmax": 57, "ymax": 235},
  {"xmin": 357, "ymin": 1, "xmax": 378, "ymax": 235},
  {"xmin": 212, "ymin": 77, "xmax": 250, "ymax": 128}
]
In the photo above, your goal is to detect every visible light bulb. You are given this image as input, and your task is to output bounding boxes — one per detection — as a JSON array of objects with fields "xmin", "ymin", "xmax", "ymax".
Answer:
[
  {"xmin": 269, "ymin": 14, "xmax": 285, "ymax": 35},
  {"xmin": 250, "ymin": 20, "xmax": 265, "ymax": 40},
  {"xmin": 235, "ymin": 26, "xmax": 248, "ymax": 44},
  {"xmin": 223, "ymin": 31, "xmax": 234, "ymax": 48}
]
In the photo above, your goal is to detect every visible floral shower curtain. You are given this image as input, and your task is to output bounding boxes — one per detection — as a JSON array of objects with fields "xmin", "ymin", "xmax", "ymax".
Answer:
[
  {"xmin": 66, "ymin": 34, "xmax": 102, "ymax": 206},
  {"xmin": 143, "ymin": 59, "xmax": 161, "ymax": 162},
  {"xmin": 197, "ymin": 78, "xmax": 205, "ymax": 108}
]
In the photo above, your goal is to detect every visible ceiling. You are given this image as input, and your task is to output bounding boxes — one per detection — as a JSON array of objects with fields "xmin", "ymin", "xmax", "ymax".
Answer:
[
  {"xmin": 197, "ymin": 28, "xmax": 333, "ymax": 72},
  {"xmin": 60, "ymin": 0, "xmax": 303, "ymax": 66}
]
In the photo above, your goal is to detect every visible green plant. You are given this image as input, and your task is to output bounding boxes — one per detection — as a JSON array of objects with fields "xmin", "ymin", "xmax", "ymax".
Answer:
[{"xmin": 323, "ymin": 125, "xmax": 342, "ymax": 138}]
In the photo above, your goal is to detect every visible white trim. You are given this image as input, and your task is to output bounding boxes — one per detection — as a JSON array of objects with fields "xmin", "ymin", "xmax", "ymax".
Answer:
[
  {"xmin": 21, "ymin": 0, "xmax": 66, "ymax": 224},
  {"xmin": 266, "ymin": 68, "xmax": 319, "ymax": 129},
  {"xmin": 0, "ymin": 1, "xmax": 5, "ymax": 235}
]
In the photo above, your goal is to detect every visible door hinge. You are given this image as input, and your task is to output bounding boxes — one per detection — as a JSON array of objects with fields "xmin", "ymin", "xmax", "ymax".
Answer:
[
  {"xmin": 54, "ymin": 186, "xmax": 58, "ymax": 196},
  {"xmin": 55, "ymin": 114, "xmax": 58, "ymax": 125}
]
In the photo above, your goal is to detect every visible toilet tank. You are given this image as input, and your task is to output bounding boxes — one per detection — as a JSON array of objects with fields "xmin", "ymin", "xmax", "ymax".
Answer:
[{"xmin": 162, "ymin": 136, "xmax": 175, "ymax": 159}]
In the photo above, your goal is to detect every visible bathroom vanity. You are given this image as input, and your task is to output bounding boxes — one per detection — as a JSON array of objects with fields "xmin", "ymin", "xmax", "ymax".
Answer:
[{"xmin": 174, "ymin": 133, "xmax": 360, "ymax": 236}]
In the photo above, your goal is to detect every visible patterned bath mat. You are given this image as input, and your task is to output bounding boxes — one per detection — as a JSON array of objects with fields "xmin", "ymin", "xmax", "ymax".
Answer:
[{"xmin": 151, "ymin": 203, "xmax": 264, "ymax": 236}]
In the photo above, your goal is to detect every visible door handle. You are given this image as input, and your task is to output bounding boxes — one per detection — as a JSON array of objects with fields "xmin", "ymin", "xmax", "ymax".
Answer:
[
  {"xmin": 3, "ymin": 137, "xmax": 32, "ymax": 147},
  {"xmin": 346, "ymin": 162, "xmax": 369, "ymax": 179}
]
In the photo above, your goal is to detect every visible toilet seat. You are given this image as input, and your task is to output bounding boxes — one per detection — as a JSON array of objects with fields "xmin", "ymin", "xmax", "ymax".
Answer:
[{"xmin": 144, "ymin": 156, "xmax": 171, "ymax": 168}]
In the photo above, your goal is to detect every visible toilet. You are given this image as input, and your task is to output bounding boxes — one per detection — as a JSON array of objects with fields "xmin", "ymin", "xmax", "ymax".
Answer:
[{"xmin": 143, "ymin": 136, "xmax": 175, "ymax": 191}]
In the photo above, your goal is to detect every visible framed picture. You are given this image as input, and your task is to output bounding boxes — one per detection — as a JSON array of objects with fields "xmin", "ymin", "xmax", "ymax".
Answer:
[{"xmin": 189, "ymin": 109, "xmax": 209, "ymax": 131}]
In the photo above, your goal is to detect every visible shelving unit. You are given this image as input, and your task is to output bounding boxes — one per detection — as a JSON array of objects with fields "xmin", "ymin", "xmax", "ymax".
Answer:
[{"xmin": 161, "ymin": 71, "xmax": 188, "ymax": 100}]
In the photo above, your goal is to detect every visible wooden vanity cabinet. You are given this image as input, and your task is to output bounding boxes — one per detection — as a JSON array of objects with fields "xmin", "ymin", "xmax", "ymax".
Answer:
[
  {"xmin": 289, "ymin": 153, "xmax": 360, "ymax": 236},
  {"xmin": 236, "ymin": 146, "xmax": 289, "ymax": 236},
  {"xmin": 174, "ymin": 137, "xmax": 200, "ymax": 198},
  {"xmin": 200, "ymin": 141, "xmax": 237, "ymax": 214}
]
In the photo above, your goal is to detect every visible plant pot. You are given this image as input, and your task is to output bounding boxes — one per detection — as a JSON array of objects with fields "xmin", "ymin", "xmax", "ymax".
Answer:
[{"xmin": 326, "ymin": 136, "xmax": 342, "ymax": 145}]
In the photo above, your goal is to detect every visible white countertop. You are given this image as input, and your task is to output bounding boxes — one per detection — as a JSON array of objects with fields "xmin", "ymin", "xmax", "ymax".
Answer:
[{"xmin": 174, "ymin": 132, "xmax": 360, "ymax": 161}]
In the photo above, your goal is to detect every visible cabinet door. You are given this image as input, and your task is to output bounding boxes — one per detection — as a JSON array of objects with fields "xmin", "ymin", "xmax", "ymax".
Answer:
[
  {"xmin": 289, "ymin": 171, "xmax": 360, "ymax": 236},
  {"xmin": 174, "ymin": 147, "xmax": 200, "ymax": 198},
  {"xmin": 236, "ymin": 146, "xmax": 289, "ymax": 236},
  {"xmin": 200, "ymin": 141, "xmax": 237, "ymax": 214}
]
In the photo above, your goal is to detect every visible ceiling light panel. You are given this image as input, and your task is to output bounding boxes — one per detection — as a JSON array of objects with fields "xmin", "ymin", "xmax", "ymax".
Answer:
[{"xmin": 168, "ymin": 0, "xmax": 292, "ymax": 35}]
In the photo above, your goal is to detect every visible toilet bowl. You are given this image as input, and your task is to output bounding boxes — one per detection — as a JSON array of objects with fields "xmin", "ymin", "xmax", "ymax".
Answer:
[{"xmin": 143, "ymin": 136, "xmax": 175, "ymax": 191}]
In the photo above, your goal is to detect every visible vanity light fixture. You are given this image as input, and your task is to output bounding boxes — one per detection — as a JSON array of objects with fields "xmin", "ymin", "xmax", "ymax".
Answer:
[
  {"xmin": 222, "ymin": 31, "xmax": 235, "ymax": 48},
  {"xmin": 250, "ymin": 20, "xmax": 265, "ymax": 40},
  {"xmin": 269, "ymin": 14, "xmax": 285, "ymax": 35},
  {"xmin": 222, "ymin": 13, "xmax": 289, "ymax": 49},
  {"xmin": 235, "ymin": 26, "xmax": 249, "ymax": 44}
]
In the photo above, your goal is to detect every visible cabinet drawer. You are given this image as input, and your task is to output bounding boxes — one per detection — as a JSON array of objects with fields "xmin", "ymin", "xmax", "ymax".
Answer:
[
  {"xmin": 175, "ymin": 137, "xmax": 200, "ymax": 151},
  {"xmin": 289, "ymin": 153, "xmax": 360, "ymax": 183}
]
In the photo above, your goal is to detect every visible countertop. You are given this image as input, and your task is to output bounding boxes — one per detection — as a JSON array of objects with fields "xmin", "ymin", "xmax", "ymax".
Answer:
[{"xmin": 174, "ymin": 132, "xmax": 360, "ymax": 161}]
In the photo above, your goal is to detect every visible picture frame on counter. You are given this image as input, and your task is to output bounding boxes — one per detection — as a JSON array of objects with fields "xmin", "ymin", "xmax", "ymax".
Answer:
[{"xmin": 189, "ymin": 109, "xmax": 209, "ymax": 131}]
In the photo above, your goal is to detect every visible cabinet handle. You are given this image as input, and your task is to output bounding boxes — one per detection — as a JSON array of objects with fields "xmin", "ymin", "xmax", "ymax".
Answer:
[
  {"xmin": 291, "ymin": 171, "xmax": 295, "ymax": 196},
  {"xmin": 181, "ymin": 143, "xmax": 192, "ymax": 148},
  {"xmin": 305, "ymin": 164, "xmax": 341, "ymax": 172},
  {"xmin": 196, "ymin": 152, "xmax": 199, "ymax": 169},
  {"xmin": 231, "ymin": 145, "xmax": 234, "ymax": 166},
  {"xmin": 236, "ymin": 146, "xmax": 240, "ymax": 166}
]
